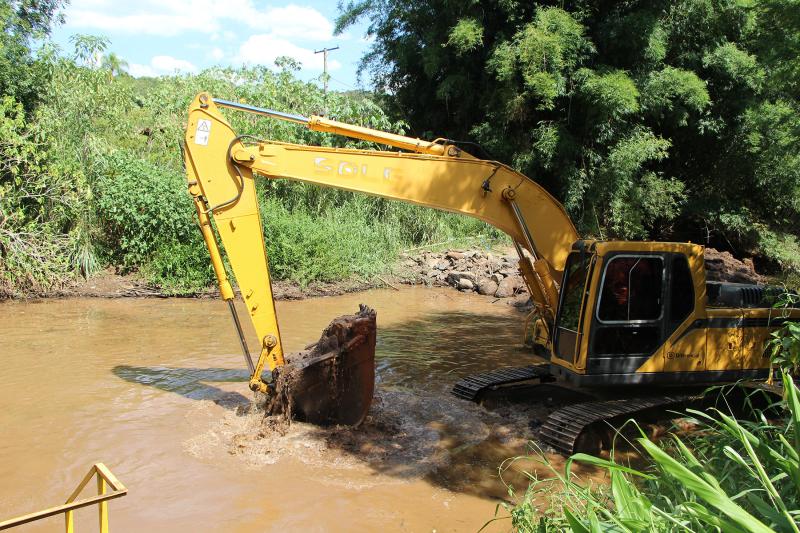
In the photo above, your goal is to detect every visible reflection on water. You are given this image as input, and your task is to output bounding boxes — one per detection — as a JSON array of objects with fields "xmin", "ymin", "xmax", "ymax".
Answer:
[
  {"xmin": 0, "ymin": 287, "xmax": 592, "ymax": 532},
  {"xmin": 377, "ymin": 311, "xmax": 533, "ymax": 389}
]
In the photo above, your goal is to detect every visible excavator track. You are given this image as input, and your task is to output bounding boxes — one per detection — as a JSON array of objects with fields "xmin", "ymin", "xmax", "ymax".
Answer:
[
  {"xmin": 453, "ymin": 368, "xmax": 709, "ymax": 456},
  {"xmin": 540, "ymin": 395, "xmax": 695, "ymax": 455},
  {"xmin": 451, "ymin": 365, "xmax": 553, "ymax": 401}
]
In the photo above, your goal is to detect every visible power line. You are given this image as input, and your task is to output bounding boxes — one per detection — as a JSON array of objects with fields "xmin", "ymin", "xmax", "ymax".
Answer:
[
  {"xmin": 314, "ymin": 46, "xmax": 339, "ymax": 113},
  {"xmin": 328, "ymin": 76, "xmax": 359, "ymax": 91}
]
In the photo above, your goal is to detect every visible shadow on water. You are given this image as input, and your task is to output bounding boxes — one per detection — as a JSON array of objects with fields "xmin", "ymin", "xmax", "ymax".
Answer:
[
  {"xmin": 112, "ymin": 365, "xmax": 252, "ymax": 410},
  {"xmin": 374, "ymin": 310, "xmax": 534, "ymax": 389},
  {"xmin": 112, "ymin": 311, "xmax": 600, "ymax": 502}
]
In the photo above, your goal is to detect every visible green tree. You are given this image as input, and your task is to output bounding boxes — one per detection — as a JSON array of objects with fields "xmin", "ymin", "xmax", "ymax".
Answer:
[
  {"xmin": 338, "ymin": 0, "xmax": 800, "ymax": 270},
  {"xmin": 0, "ymin": 0, "xmax": 65, "ymax": 113},
  {"xmin": 101, "ymin": 52, "xmax": 129, "ymax": 77}
]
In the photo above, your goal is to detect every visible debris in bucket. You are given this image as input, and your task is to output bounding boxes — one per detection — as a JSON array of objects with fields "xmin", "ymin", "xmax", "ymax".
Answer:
[{"xmin": 267, "ymin": 304, "xmax": 377, "ymax": 427}]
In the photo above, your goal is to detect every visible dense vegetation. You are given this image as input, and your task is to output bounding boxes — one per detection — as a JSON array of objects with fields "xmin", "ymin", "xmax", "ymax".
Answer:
[
  {"xmin": 0, "ymin": 1, "xmax": 494, "ymax": 296},
  {"xmin": 2, "ymin": 0, "xmax": 798, "ymax": 295},
  {"xmin": 337, "ymin": 0, "xmax": 800, "ymax": 271},
  {"xmin": 495, "ymin": 372, "xmax": 800, "ymax": 531}
]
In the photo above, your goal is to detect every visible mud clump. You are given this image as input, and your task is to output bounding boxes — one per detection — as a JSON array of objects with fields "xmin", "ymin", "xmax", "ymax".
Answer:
[
  {"xmin": 704, "ymin": 247, "xmax": 762, "ymax": 284},
  {"xmin": 268, "ymin": 305, "xmax": 377, "ymax": 427}
]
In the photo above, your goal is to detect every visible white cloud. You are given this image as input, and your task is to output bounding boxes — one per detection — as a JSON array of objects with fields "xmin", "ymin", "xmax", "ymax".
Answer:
[
  {"xmin": 65, "ymin": 2, "xmax": 333, "ymax": 40},
  {"xmin": 210, "ymin": 47, "xmax": 224, "ymax": 61},
  {"xmin": 68, "ymin": 9, "xmax": 215, "ymax": 36},
  {"xmin": 69, "ymin": 0, "xmax": 111, "ymax": 8},
  {"xmin": 253, "ymin": 5, "xmax": 333, "ymax": 41},
  {"xmin": 237, "ymin": 34, "xmax": 340, "ymax": 72},
  {"xmin": 127, "ymin": 63, "xmax": 157, "ymax": 77},
  {"xmin": 126, "ymin": 55, "xmax": 197, "ymax": 77},
  {"xmin": 152, "ymin": 55, "xmax": 197, "ymax": 73}
]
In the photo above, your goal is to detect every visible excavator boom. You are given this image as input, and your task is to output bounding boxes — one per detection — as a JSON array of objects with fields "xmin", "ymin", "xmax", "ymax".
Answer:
[{"xmin": 182, "ymin": 93, "xmax": 578, "ymax": 424}]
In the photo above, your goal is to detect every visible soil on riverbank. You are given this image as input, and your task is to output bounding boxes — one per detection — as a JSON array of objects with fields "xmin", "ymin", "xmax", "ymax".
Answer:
[
  {"xmin": 5, "ymin": 246, "xmax": 763, "ymax": 301},
  {"xmin": 41, "ymin": 268, "xmax": 385, "ymax": 300}
]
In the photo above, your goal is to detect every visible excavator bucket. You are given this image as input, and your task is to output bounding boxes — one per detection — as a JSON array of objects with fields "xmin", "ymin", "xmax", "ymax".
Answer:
[{"xmin": 269, "ymin": 305, "xmax": 376, "ymax": 426}]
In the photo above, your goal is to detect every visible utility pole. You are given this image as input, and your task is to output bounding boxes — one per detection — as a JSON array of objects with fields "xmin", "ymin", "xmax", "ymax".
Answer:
[{"xmin": 314, "ymin": 46, "xmax": 339, "ymax": 115}]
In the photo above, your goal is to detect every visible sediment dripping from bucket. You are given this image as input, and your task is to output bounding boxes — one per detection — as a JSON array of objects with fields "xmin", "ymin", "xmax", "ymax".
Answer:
[{"xmin": 267, "ymin": 304, "xmax": 377, "ymax": 427}]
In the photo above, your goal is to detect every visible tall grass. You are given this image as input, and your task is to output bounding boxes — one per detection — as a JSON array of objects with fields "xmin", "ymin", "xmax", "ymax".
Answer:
[
  {"xmin": 494, "ymin": 372, "xmax": 800, "ymax": 532},
  {"xmin": 91, "ymin": 150, "xmax": 500, "ymax": 293},
  {"xmin": 256, "ymin": 181, "xmax": 501, "ymax": 287},
  {"xmin": 1, "ymin": 49, "xmax": 504, "ymax": 296}
]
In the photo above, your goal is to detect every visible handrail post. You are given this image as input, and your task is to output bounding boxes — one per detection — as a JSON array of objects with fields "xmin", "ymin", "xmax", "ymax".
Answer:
[
  {"xmin": 97, "ymin": 471, "xmax": 108, "ymax": 533},
  {"xmin": 0, "ymin": 463, "xmax": 126, "ymax": 532}
]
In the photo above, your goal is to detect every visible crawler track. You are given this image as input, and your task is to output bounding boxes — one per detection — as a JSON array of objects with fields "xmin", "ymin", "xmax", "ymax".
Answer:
[
  {"xmin": 540, "ymin": 395, "xmax": 694, "ymax": 455},
  {"xmin": 451, "ymin": 365, "xmax": 553, "ymax": 401},
  {"xmin": 452, "ymin": 368, "xmax": 710, "ymax": 455}
]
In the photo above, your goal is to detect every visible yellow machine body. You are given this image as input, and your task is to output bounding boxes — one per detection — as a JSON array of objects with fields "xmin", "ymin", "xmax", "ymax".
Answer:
[
  {"xmin": 548, "ymin": 240, "xmax": 800, "ymax": 386},
  {"xmin": 182, "ymin": 93, "xmax": 798, "ymax": 395}
]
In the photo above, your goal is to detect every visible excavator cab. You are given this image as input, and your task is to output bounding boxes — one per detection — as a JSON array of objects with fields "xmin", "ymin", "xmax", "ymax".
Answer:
[
  {"xmin": 552, "ymin": 242, "xmax": 697, "ymax": 384},
  {"xmin": 554, "ymin": 246, "xmax": 673, "ymax": 365},
  {"xmin": 550, "ymin": 240, "xmax": 779, "ymax": 387}
]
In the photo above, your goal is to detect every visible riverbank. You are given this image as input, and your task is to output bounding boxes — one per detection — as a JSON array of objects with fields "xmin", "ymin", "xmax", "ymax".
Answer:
[
  {"xmin": 3, "ymin": 245, "xmax": 763, "ymax": 302},
  {"xmin": 41, "ymin": 268, "xmax": 388, "ymax": 300}
]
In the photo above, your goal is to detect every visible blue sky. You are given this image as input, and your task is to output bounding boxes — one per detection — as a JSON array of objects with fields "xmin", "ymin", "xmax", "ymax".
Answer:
[{"xmin": 51, "ymin": 1, "xmax": 374, "ymax": 90}]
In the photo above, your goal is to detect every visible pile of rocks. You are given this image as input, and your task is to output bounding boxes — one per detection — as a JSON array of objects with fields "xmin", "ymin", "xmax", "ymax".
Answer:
[
  {"xmin": 398, "ymin": 246, "xmax": 764, "ymax": 300},
  {"xmin": 401, "ymin": 244, "xmax": 763, "ymax": 298},
  {"xmin": 399, "ymin": 249, "xmax": 528, "ymax": 298}
]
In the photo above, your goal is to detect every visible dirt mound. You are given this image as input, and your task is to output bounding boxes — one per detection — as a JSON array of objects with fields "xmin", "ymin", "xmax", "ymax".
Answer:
[
  {"xmin": 400, "ymin": 249, "xmax": 528, "ymax": 299},
  {"xmin": 704, "ymin": 247, "xmax": 762, "ymax": 284}
]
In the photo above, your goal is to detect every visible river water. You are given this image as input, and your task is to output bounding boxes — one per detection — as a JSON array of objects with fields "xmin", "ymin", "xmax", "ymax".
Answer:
[{"xmin": 0, "ymin": 287, "xmax": 588, "ymax": 532}]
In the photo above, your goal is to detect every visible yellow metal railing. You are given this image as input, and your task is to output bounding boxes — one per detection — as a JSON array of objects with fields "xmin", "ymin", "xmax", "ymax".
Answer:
[{"xmin": 0, "ymin": 463, "xmax": 127, "ymax": 532}]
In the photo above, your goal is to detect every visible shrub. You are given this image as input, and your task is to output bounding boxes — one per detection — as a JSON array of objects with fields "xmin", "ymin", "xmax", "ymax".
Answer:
[
  {"xmin": 92, "ymin": 150, "xmax": 199, "ymax": 270},
  {"xmin": 493, "ymin": 372, "xmax": 800, "ymax": 532},
  {"xmin": 142, "ymin": 240, "xmax": 214, "ymax": 294},
  {"xmin": 0, "ymin": 96, "xmax": 73, "ymax": 294}
]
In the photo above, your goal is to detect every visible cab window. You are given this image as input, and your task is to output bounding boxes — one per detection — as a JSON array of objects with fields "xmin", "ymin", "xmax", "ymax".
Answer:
[
  {"xmin": 554, "ymin": 251, "xmax": 593, "ymax": 362},
  {"xmin": 597, "ymin": 256, "xmax": 663, "ymax": 322}
]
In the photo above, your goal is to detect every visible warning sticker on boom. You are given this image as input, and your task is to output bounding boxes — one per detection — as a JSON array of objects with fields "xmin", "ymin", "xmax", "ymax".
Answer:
[{"xmin": 195, "ymin": 119, "xmax": 212, "ymax": 146}]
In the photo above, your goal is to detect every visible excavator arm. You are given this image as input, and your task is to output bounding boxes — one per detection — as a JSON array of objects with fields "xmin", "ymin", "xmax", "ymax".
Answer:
[{"xmin": 182, "ymin": 93, "xmax": 578, "ymax": 408}]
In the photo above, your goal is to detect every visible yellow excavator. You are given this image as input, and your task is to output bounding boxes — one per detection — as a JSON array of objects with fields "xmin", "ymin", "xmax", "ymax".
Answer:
[{"xmin": 182, "ymin": 93, "xmax": 800, "ymax": 454}]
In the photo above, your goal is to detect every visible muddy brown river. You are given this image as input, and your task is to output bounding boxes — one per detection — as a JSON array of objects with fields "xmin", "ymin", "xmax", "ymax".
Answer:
[{"xmin": 0, "ymin": 287, "xmax": 594, "ymax": 531}]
